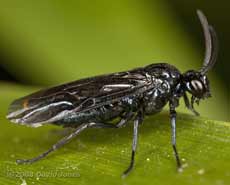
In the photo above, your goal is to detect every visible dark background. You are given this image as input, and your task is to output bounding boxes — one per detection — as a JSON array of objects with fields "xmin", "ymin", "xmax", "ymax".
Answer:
[{"xmin": 170, "ymin": 0, "xmax": 229, "ymax": 91}]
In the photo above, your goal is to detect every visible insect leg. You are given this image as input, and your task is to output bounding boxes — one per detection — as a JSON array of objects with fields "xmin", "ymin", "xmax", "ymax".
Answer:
[
  {"xmin": 116, "ymin": 111, "xmax": 134, "ymax": 128},
  {"xmin": 16, "ymin": 122, "xmax": 96, "ymax": 164},
  {"xmin": 169, "ymin": 105, "xmax": 182, "ymax": 171},
  {"xmin": 183, "ymin": 93, "xmax": 200, "ymax": 116},
  {"xmin": 122, "ymin": 110, "xmax": 143, "ymax": 178},
  {"xmin": 90, "ymin": 122, "xmax": 117, "ymax": 128},
  {"xmin": 89, "ymin": 112, "xmax": 134, "ymax": 129}
]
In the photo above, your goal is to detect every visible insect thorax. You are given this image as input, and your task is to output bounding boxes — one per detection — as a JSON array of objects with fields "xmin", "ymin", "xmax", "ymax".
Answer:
[
  {"xmin": 143, "ymin": 65, "xmax": 182, "ymax": 115},
  {"xmin": 143, "ymin": 78, "xmax": 170, "ymax": 114}
]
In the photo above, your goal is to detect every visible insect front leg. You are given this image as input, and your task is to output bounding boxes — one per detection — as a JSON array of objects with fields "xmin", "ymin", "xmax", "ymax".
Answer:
[
  {"xmin": 169, "ymin": 100, "xmax": 182, "ymax": 171},
  {"xmin": 183, "ymin": 93, "xmax": 200, "ymax": 116},
  {"xmin": 122, "ymin": 109, "xmax": 143, "ymax": 178},
  {"xmin": 16, "ymin": 122, "xmax": 96, "ymax": 164}
]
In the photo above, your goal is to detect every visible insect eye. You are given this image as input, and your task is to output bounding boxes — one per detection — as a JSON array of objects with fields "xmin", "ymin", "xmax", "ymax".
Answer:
[{"xmin": 190, "ymin": 80, "xmax": 203, "ymax": 92}]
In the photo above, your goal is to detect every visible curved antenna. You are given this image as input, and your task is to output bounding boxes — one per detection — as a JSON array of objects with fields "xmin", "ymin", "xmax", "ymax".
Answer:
[
  {"xmin": 197, "ymin": 10, "xmax": 212, "ymax": 69},
  {"xmin": 197, "ymin": 10, "xmax": 218, "ymax": 74},
  {"xmin": 205, "ymin": 26, "xmax": 219, "ymax": 73}
]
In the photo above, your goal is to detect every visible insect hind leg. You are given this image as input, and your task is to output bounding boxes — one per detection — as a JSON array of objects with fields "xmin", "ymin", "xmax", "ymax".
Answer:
[{"xmin": 16, "ymin": 122, "xmax": 96, "ymax": 164}]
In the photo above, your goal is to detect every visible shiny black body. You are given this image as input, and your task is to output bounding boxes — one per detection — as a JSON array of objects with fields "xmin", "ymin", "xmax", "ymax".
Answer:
[
  {"xmin": 58, "ymin": 64, "xmax": 179, "ymax": 126},
  {"xmin": 6, "ymin": 10, "xmax": 218, "ymax": 177},
  {"xmin": 7, "ymin": 63, "xmax": 180, "ymax": 127}
]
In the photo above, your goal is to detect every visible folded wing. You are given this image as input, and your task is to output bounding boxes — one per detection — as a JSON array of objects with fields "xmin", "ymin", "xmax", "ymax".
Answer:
[{"xmin": 7, "ymin": 69, "xmax": 148, "ymax": 127}]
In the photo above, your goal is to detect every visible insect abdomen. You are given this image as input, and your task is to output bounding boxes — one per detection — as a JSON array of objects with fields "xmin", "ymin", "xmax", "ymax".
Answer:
[{"xmin": 55, "ymin": 103, "xmax": 124, "ymax": 126}]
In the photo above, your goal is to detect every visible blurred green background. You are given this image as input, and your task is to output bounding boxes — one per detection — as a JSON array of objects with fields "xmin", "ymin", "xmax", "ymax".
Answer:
[
  {"xmin": 0, "ymin": 0, "xmax": 229, "ymax": 121},
  {"xmin": 0, "ymin": 1, "xmax": 230, "ymax": 185}
]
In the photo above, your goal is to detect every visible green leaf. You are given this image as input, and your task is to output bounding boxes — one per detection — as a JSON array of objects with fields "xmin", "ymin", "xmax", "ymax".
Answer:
[{"xmin": 0, "ymin": 82, "xmax": 229, "ymax": 185}]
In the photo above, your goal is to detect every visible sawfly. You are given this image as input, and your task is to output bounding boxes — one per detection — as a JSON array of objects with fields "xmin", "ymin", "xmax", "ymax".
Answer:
[{"xmin": 7, "ymin": 10, "xmax": 218, "ymax": 177}]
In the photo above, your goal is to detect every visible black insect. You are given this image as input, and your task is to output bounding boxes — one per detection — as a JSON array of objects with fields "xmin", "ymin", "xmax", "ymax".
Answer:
[{"xmin": 6, "ymin": 10, "xmax": 218, "ymax": 177}]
